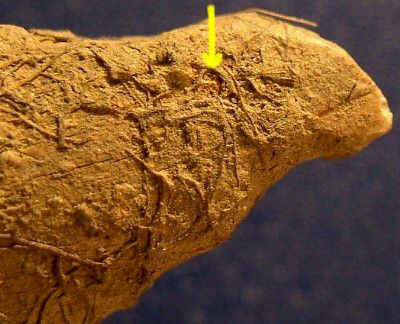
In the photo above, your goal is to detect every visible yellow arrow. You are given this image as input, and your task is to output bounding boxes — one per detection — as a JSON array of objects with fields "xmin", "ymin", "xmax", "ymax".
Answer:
[{"xmin": 202, "ymin": 4, "xmax": 222, "ymax": 69}]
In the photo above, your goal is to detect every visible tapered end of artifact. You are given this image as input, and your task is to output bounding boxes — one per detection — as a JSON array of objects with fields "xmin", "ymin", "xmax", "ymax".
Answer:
[
  {"xmin": 370, "ymin": 95, "xmax": 393, "ymax": 138},
  {"xmin": 322, "ymin": 88, "xmax": 393, "ymax": 160},
  {"xmin": 349, "ymin": 87, "xmax": 393, "ymax": 150}
]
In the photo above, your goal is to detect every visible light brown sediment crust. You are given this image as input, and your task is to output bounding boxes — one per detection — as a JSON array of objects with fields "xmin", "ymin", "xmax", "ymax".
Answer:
[{"xmin": 0, "ymin": 9, "xmax": 392, "ymax": 323}]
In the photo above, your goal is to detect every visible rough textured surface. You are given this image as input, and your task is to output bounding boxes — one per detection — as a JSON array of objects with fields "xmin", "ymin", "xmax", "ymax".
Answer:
[{"xmin": 0, "ymin": 10, "xmax": 393, "ymax": 324}]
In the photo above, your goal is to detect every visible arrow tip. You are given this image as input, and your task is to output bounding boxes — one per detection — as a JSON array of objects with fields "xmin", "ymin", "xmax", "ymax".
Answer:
[{"xmin": 202, "ymin": 52, "xmax": 223, "ymax": 69}]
